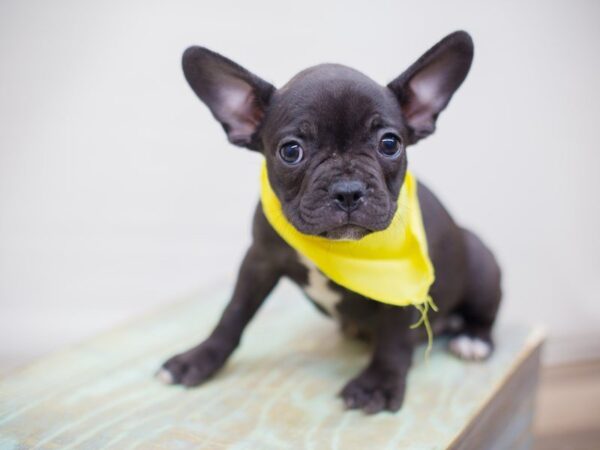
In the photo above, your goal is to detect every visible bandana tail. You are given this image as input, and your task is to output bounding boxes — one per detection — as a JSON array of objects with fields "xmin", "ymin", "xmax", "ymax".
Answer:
[{"xmin": 410, "ymin": 296, "xmax": 439, "ymax": 358}]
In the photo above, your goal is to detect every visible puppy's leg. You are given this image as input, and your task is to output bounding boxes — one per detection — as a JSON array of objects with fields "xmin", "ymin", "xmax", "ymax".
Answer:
[
  {"xmin": 158, "ymin": 245, "xmax": 280, "ymax": 387},
  {"xmin": 340, "ymin": 305, "xmax": 417, "ymax": 414},
  {"xmin": 449, "ymin": 229, "xmax": 501, "ymax": 361}
]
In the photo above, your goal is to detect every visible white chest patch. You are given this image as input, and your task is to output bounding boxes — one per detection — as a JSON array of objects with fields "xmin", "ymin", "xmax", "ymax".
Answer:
[{"xmin": 297, "ymin": 253, "xmax": 342, "ymax": 318}]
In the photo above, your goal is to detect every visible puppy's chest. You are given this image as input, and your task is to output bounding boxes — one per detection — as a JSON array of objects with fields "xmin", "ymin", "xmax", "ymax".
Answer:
[{"xmin": 295, "ymin": 253, "xmax": 342, "ymax": 317}]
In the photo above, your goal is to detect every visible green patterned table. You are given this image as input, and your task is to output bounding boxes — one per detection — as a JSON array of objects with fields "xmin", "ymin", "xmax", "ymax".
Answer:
[{"xmin": 0, "ymin": 280, "xmax": 543, "ymax": 449}]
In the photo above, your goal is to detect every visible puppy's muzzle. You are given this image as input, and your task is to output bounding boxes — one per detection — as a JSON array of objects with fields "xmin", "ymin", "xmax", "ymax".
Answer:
[{"xmin": 329, "ymin": 180, "xmax": 366, "ymax": 213}]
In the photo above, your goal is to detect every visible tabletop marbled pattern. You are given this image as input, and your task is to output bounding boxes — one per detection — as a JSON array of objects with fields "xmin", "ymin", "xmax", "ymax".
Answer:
[{"xmin": 0, "ymin": 280, "xmax": 542, "ymax": 449}]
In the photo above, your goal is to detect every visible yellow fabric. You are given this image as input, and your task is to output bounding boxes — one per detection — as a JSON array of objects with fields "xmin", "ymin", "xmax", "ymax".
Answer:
[{"xmin": 260, "ymin": 161, "xmax": 435, "ymax": 308}]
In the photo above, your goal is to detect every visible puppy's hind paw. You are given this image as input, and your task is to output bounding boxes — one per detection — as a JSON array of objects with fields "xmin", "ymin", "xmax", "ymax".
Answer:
[{"xmin": 448, "ymin": 334, "xmax": 492, "ymax": 361}]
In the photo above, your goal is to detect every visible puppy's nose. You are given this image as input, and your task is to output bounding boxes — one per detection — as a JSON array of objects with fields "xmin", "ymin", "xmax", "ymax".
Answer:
[{"xmin": 330, "ymin": 180, "xmax": 366, "ymax": 213}]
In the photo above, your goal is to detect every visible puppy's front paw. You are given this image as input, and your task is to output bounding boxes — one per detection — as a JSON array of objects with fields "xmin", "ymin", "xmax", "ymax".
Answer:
[
  {"xmin": 157, "ymin": 341, "xmax": 230, "ymax": 387},
  {"xmin": 340, "ymin": 366, "xmax": 406, "ymax": 414}
]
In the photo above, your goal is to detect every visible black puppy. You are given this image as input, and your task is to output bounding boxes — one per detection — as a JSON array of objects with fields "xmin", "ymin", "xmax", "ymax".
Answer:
[{"xmin": 158, "ymin": 31, "xmax": 502, "ymax": 415}]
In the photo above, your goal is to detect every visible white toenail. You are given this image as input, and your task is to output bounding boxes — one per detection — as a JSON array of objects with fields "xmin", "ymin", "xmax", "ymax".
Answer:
[
  {"xmin": 156, "ymin": 368, "xmax": 175, "ymax": 384},
  {"xmin": 449, "ymin": 335, "xmax": 491, "ymax": 361}
]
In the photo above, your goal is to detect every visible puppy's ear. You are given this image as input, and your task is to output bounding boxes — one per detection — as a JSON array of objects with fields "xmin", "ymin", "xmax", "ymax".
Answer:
[
  {"xmin": 388, "ymin": 31, "xmax": 474, "ymax": 144},
  {"xmin": 182, "ymin": 47, "xmax": 275, "ymax": 150}
]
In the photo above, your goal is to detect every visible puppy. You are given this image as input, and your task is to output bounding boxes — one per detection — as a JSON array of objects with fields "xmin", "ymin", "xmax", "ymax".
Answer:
[{"xmin": 158, "ymin": 31, "xmax": 502, "ymax": 415}]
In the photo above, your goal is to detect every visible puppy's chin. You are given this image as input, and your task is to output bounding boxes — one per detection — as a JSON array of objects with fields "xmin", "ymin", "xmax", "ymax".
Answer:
[{"xmin": 321, "ymin": 225, "xmax": 371, "ymax": 241}]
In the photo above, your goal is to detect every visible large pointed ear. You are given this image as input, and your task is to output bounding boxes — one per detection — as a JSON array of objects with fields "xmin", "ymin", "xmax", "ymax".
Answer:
[
  {"xmin": 182, "ymin": 46, "xmax": 275, "ymax": 150},
  {"xmin": 387, "ymin": 31, "xmax": 474, "ymax": 144}
]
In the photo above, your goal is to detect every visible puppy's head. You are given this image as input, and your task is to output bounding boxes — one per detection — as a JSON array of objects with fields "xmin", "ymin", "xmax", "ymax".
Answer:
[{"xmin": 183, "ymin": 31, "xmax": 473, "ymax": 240}]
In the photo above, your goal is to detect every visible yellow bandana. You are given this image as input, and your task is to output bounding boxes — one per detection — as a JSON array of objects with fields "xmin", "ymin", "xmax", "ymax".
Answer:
[
  {"xmin": 260, "ymin": 160, "xmax": 435, "ymax": 299},
  {"xmin": 260, "ymin": 161, "xmax": 437, "ymax": 350}
]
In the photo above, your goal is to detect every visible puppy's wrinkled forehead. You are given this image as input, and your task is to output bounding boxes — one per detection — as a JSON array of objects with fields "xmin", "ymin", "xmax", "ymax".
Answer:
[{"xmin": 262, "ymin": 65, "xmax": 404, "ymax": 148}]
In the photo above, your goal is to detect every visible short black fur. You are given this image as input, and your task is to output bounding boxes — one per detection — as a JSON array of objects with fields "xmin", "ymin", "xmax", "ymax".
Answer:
[{"xmin": 160, "ymin": 31, "xmax": 502, "ymax": 415}]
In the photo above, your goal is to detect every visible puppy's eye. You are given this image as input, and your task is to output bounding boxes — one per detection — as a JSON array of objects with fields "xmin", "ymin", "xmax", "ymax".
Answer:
[
  {"xmin": 279, "ymin": 142, "xmax": 304, "ymax": 165},
  {"xmin": 378, "ymin": 133, "xmax": 402, "ymax": 158}
]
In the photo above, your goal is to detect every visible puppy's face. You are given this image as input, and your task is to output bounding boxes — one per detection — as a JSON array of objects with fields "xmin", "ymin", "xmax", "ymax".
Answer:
[
  {"xmin": 260, "ymin": 67, "xmax": 407, "ymax": 239},
  {"xmin": 183, "ymin": 31, "xmax": 473, "ymax": 239}
]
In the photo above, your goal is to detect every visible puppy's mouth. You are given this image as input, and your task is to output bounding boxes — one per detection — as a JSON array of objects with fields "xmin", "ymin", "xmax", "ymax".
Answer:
[
  {"xmin": 320, "ymin": 224, "xmax": 371, "ymax": 241},
  {"xmin": 293, "ymin": 190, "xmax": 396, "ymax": 240}
]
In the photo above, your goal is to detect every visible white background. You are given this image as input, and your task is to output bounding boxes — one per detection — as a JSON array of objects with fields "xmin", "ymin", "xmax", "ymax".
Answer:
[{"xmin": 1, "ymin": 0, "xmax": 599, "ymax": 372}]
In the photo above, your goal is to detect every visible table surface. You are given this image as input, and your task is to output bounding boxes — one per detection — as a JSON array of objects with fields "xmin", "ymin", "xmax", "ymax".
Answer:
[{"xmin": 0, "ymin": 280, "xmax": 543, "ymax": 450}]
